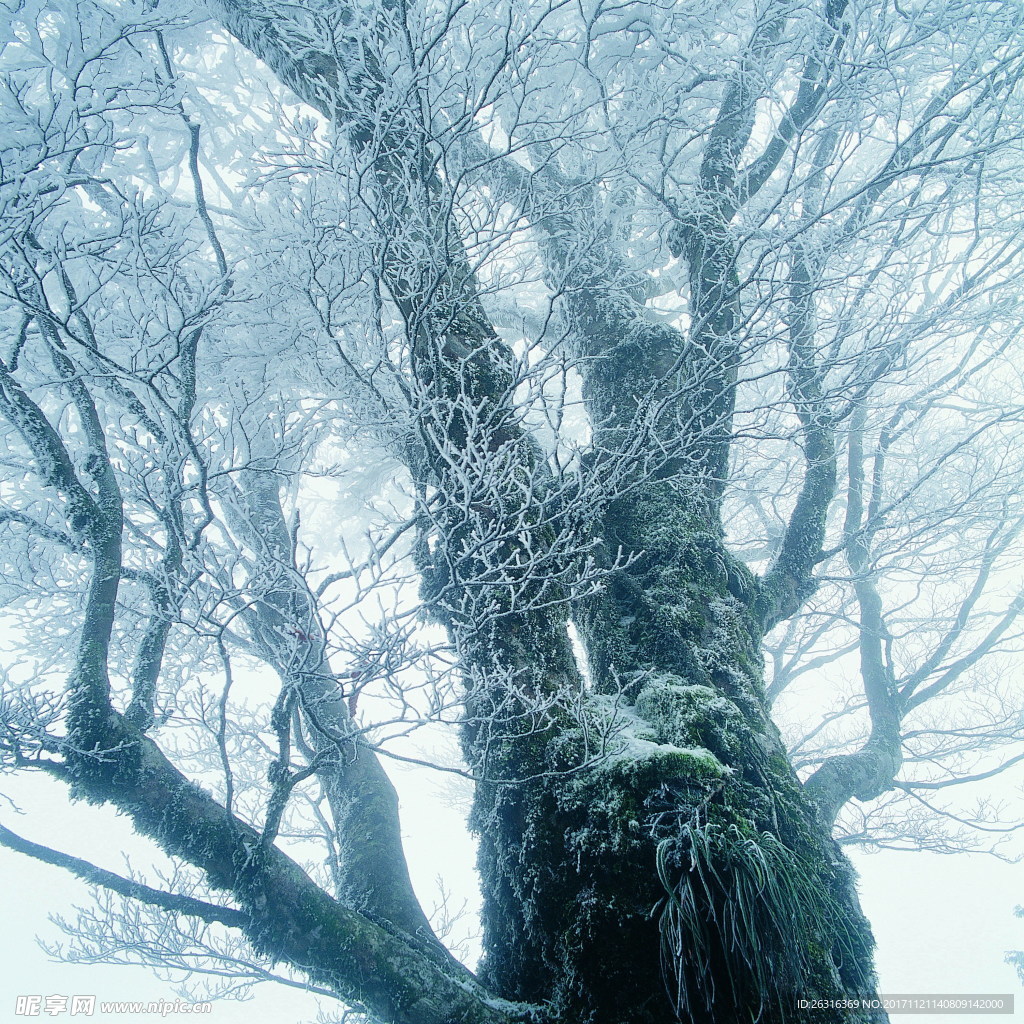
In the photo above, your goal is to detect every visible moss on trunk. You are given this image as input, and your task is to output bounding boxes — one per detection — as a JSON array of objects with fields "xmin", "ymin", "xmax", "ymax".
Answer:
[{"xmin": 461, "ymin": 478, "xmax": 884, "ymax": 1024}]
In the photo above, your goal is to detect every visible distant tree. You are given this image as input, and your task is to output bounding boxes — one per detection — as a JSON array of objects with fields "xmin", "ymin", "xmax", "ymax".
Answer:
[{"xmin": 2, "ymin": 1, "xmax": 1024, "ymax": 1023}]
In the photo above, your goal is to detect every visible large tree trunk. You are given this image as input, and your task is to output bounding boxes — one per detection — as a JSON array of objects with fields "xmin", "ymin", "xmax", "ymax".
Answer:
[
  {"xmin": 459, "ymin": 322, "xmax": 882, "ymax": 1022},
  {"xmin": 211, "ymin": 4, "xmax": 885, "ymax": 1022},
  {"xmin": 564, "ymin": 480, "xmax": 878, "ymax": 1024}
]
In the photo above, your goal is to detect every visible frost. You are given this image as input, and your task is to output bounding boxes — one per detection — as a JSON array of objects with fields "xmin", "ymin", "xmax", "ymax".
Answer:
[{"xmin": 0, "ymin": 0, "xmax": 1021, "ymax": 1019}]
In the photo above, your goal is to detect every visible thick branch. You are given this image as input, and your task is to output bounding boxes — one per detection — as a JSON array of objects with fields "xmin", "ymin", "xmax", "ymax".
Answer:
[
  {"xmin": 61, "ymin": 715, "xmax": 514, "ymax": 1024},
  {"xmin": 219, "ymin": 469, "xmax": 445, "ymax": 947},
  {"xmin": 803, "ymin": 409, "xmax": 902, "ymax": 823},
  {"xmin": 757, "ymin": 245, "xmax": 837, "ymax": 633},
  {"xmin": 0, "ymin": 823, "xmax": 248, "ymax": 929},
  {"xmin": 735, "ymin": 0, "xmax": 851, "ymax": 207}
]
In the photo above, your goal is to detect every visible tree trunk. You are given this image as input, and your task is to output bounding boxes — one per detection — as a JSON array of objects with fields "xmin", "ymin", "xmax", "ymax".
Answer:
[
  {"xmin": 567, "ymin": 480, "xmax": 879, "ymax": 1024},
  {"xmin": 209, "ymin": 5, "xmax": 885, "ymax": 1021}
]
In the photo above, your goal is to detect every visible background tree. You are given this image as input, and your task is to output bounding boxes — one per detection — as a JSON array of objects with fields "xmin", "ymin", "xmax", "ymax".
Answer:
[{"xmin": 2, "ymin": 1, "xmax": 1024, "ymax": 1023}]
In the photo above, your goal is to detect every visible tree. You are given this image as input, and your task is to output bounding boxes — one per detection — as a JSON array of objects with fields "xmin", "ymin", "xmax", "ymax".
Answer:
[{"xmin": 2, "ymin": 1, "xmax": 1024, "ymax": 1022}]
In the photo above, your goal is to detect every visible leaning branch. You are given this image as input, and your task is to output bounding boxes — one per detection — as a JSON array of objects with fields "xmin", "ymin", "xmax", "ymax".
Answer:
[
  {"xmin": 801, "ymin": 405, "xmax": 903, "ymax": 824},
  {"xmin": 756, "ymin": 231, "xmax": 837, "ymax": 634},
  {"xmin": 0, "ymin": 823, "xmax": 248, "ymax": 929}
]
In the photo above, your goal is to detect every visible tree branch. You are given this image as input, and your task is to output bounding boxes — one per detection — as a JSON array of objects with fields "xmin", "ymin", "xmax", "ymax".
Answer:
[{"xmin": 0, "ymin": 822, "xmax": 249, "ymax": 929}]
